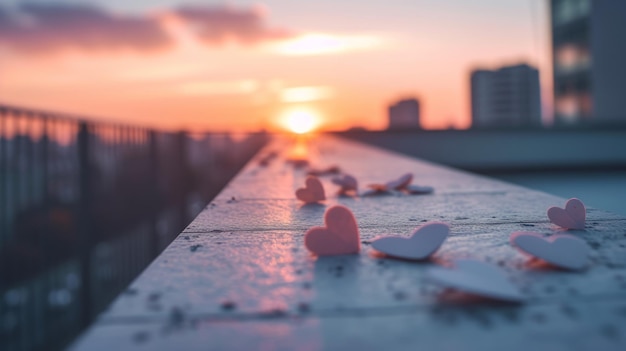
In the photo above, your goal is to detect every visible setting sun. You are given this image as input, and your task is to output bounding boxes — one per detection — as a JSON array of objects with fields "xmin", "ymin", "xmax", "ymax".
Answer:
[{"xmin": 283, "ymin": 109, "xmax": 319, "ymax": 134}]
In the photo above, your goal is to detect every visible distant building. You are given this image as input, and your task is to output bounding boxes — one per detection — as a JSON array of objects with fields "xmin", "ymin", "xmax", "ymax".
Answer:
[
  {"xmin": 470, "ymin": 64, "xmax": 541, "ymax": 128},
  {"xmin": 388, "ymin": 98, "xmax": 420, "ymax": 130},
  {"xmin": 551, "ymin": 0, "xmax": 626, "ymax": 125}
]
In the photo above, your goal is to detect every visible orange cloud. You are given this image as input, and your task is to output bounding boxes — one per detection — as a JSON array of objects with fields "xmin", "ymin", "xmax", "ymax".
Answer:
[
  {"xmin": 280, "ymin": 86, "xmax": 334, "ymax": 103},
  {"xmin": 178, "ymin": 79, "xmax": 259, "ymax": 96}
]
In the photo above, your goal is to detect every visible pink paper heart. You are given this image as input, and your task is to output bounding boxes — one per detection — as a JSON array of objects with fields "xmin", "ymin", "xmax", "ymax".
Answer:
[
  {"xmin": 366, "ymin": 183, "xmax": 389, "ymax": 191},
  {"xmin": 427, "ymin": 260, "xmax": 524, "ymax": 302},
  {"xmin": 308, "ymin": 165, "xmax": 341, "ymax": 176},
  {"xmin": 296, "ymin": 176, "xmax": 326, "ymax": 203},
  {"xmin": 305, "ymin": 205, "xmax": 360, "ymax": 256},
  {"xmin": 547, "ymin": 198, "xmax": 586, "ymax": 230},
  {"xmin": 331, "ymin": 174, "xmax": 358, "ymax": 192},
  {"xmin": 371, "ymin": 222, "xmax": 449, "ymax": 260},
  {"xmin": 510, "ymin": 232, "xmax": 590, "ymax": 270},
  {"xmin": 385, "ymin": 173, "xmax": 413, "ymax": 190}
]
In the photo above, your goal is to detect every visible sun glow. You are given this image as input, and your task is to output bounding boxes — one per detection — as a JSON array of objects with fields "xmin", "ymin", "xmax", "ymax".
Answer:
[
  {"xmin": 271, "ymin": 33, "xmax": 382, "ymax": 56},
  {"xmin": 282, "ymin": 109, "xmax": 320, "ymax": 134}
]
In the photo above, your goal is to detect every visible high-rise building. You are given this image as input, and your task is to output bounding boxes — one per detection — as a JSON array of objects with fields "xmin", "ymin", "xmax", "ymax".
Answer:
[
  {"xmin": 388, "ymin": 98, "xmax": 420, "ymax": 130},
  {"xmin": 470, "ymin": 64, "xmax": 542, "ymax": 128},
  {"xmin": 551, "ymin": 0, "xmax": 626, "ymax": 125}
]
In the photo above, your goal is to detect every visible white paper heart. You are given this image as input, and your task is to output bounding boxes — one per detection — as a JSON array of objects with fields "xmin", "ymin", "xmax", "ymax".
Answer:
[
  {"xmin": 427, "ymin": 260, "xmax": 524, "ymax": 302},
  {"xmin": 371, "ymin": 222, "xmax": 449, "ymax": 260},
  {"xmin": 361, "ymin": 189, "xmax": 384, "ymax": 196},
  {"xmin": 510, "ymin": 232, "xmax": 590, "ymax": 270},
  {"xmin": 405, "ymin": 184, "xmax": 434, "ymax": 195},
  {"xmin": 295, "ymin": 176, "xmax": 326, "ymax": 203},
  {"xmin": 362, "ymin": 183, "xmax": 391, "ymax": 196},
  {"xmin": 547, "ymin": 198, "xmax": 586, "ymax": 230},
  {"xmin": 385, "ymin": 173, "xmax": 413, "ymax": 190},
  {"xmin": 331, "ymin": 174, "xmax": 358, "ymax": 192}
]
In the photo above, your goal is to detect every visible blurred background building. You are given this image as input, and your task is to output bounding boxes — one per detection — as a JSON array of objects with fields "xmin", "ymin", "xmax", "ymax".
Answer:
[
  {"xmin": 470, "ymin": 64, "xmax": 541, "ymax": 128},
  {"xmin": 387, "ymin": 98, "xmax": 421, "ymax": 130},
  {"xmin": 551, "ymin": 0, "xmax": 626, "ymax": 125}
]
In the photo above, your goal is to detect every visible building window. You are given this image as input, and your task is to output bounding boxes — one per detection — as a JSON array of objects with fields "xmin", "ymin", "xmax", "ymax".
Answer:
[
  {"xmin": 555, "ymin": 92, "xmax": 592, "ymax": 120},
  {"xmin": 555, "ymin": 0, "xmax": 591, "ymax": 25},
  {"xmin": 555, "ymin": 44, "xmax": 591, "ymax": 73}
]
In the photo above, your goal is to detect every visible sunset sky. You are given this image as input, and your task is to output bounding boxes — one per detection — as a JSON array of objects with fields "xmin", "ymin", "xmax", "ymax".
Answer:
[{"xmin": 0, "ymin": 0, "xmax": 552, "ymax": 132}]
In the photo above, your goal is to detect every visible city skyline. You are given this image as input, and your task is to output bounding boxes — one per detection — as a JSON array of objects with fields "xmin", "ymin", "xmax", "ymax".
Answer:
[{"xmin": 0, "ymin": 0, "xmax": 551, "ymax": 132}]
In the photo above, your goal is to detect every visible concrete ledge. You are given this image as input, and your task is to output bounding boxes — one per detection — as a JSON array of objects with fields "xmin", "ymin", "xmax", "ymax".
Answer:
[{"xmin": 70, "ymin": 135, "xmax": 626, "ymax": 351}]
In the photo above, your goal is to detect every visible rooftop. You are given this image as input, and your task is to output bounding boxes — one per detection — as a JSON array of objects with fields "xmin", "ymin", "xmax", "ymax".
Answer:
[{"xmin": 71, "ymin": 134, "xmax": 626, "ymax": 350}]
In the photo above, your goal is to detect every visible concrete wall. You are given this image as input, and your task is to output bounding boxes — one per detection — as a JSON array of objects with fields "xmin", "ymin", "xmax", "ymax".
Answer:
[{"xmin": 339, "ymin": 129, "xmax": 626, "ymax": 172}]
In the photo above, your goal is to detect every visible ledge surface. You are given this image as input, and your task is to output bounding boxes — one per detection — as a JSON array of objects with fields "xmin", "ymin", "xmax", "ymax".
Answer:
[{"xmin": 70, "ymin": 135, "xmax": 626, "ymax": 351}]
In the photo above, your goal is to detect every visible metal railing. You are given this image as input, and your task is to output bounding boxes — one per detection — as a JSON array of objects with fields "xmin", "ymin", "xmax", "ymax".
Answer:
[{"xmin": 0, "ymin": 104, "xmax": 268, "ymax": 351}]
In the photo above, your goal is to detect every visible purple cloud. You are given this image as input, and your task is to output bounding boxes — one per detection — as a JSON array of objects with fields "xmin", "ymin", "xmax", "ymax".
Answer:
[
  {"xmin": 174, "ymin": 5, "xmax": 294, "ymax": 45},
  {"xmin": 0, "ymin": 3, "xmax": 171, "ymax": 53},
  {"xmin": 0, "ymin": 3, "xmax": 294, "ymax": 54}
]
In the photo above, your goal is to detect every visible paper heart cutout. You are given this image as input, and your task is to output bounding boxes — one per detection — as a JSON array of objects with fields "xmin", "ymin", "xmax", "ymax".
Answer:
[
  {"xmin": 427, "ymin": 260, "xmax": 524, "ymax": 302},
  {"xmin": 296, "ymin": 176, "xmax": 326, "ymax": 203},
  {"xmin": 405, "ymin": 184, "xmax": 434, "ymax": 195},
  {"xmin": 361, "ymin": 189, "xmax": 387, "ymax": 197},
  {"xmin": 305, "ymin": 205, "xmax": 361, "ymax": 256},
  {"xmin": 308, "ymin": 165, "xmax": 341, "ymax": 176},
  {"xmin": 331, "ymin": 174, "xmax": 358, "ymax": 192},
  {"xmin": 547, "ymin": 198, "xmax": 586, "ymax": 230},
  {"xmin": 385, "ymin": 173, "xmax": 413, "ymax": 190},
  {"xmin": 366, "ymin": 183, "xmax": 390, "ymax": 191},
  {"xmin": 362, "ymin": 183, "xmax": 391, "ymax": 197},
  {"xmin": 371, "ymin": 222, "xmax": 449, "ymax": 260},
  {"xmin": 510, "ymin": 232, "xmax": 590, "ymax": 270}
]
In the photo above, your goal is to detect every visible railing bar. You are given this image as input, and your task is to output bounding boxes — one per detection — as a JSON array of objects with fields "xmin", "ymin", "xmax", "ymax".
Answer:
[
  {"xmin": 0, "ymin": 111, "xmax": 7, "ymax": 245},
  {"xmin": 42, "ymin": 117, "xmax": 49, "ymax": 207},
  {"xmin": 14, "ymin": 113, "xmax": 22, "ymax": 226},
  {"xmin": 27, "ymin": 114, "xmax": 35, "ymax": 208}
]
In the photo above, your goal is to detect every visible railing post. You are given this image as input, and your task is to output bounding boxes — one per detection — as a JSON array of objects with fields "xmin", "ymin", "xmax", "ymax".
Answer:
[
  {"xmin": 26, "ymin": 113, "xmax": 34, "ymax": 207},
  {"xmin": 175, "ymin": 131, "xmax": 190, "ymax": 232},
  {"xmin": 41, "ymin": 116, "xmax": 49, "ymax": 212},
  {"xmin": 148, "ymin": 130, "xmax": 159, "ymax": 256},
  {"xmin": 77, "ymin": 122, "xmax": 93, "ymax": 327},
  {"xmin": 14, "ymin": 111, "xmax": 22, "ymax": 229},
  {"xmin": 0, "ymin": 107, "xmax": 7, "ymax": 246}
]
